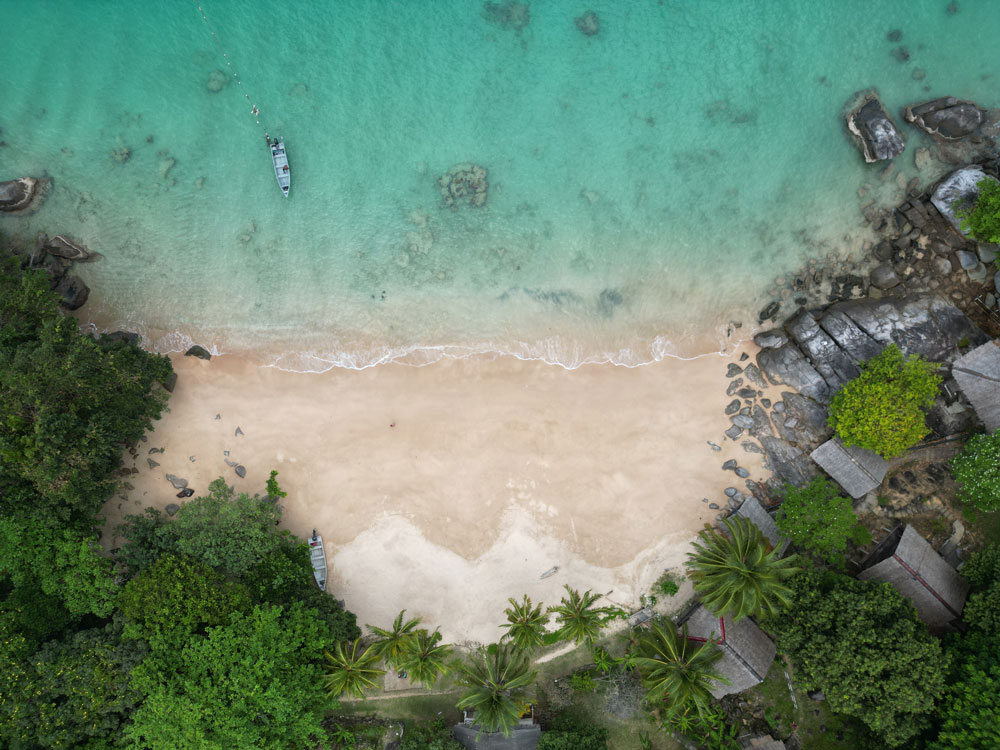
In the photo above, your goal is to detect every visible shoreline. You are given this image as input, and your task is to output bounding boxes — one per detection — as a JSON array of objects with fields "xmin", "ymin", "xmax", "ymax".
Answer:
[{"xmin": 100, "ymin": 346, "xmax": 766, "ymax": 643}]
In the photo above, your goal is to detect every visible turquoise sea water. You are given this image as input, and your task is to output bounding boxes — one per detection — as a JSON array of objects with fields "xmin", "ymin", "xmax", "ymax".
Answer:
[{"xmin": 1, "ymin": 1, "xmax": 998, "ymax": 368}]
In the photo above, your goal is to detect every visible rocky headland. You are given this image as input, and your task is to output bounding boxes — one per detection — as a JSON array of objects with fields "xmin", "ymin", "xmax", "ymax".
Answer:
[
  {"xmin": 0, "ymin": 177, "xmax": 47, "ymax": 215},
  {"xmin": 1, "ymin": 231, "xmax": 99, "ymax": 310}
]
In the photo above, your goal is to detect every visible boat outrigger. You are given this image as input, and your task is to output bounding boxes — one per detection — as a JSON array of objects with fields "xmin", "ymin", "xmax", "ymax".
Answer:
[
  {"xmin": 266, "ymin": 133, "xmax": 290, "ymax": 197},
  {"xmin": 309, "ymin": 529, "xmax": 327, "ymax": 591}
]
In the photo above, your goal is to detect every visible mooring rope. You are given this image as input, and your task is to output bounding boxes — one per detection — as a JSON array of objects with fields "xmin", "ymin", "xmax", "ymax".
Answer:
[{"xmin": 196, "ymin": 3, "xmax": 262, "ymax": 126}]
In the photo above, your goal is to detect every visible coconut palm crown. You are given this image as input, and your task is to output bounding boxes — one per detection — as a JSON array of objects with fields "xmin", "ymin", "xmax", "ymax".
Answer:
[
  {"xmin": 547, "ymin": 585, "xmax": 617, "ymax": 646},
  {"xmin": 455, "ymin": 643, "xmax": 537, "ymax": 736},
  {"xmin": 367, "ymin": 609, "xmax": 422, "ymax": 669},
  {"xmin": 632, "ymin": 619, "xmax": 725, "ymax": 719},
  {"xmin": 322, "ymin": 639, "xmax": 385, "ymax": 700},
  {"xmin": 685, "ymin": 516, "xmax": 800, "ymax": 621},
  {"xmin": 399, "ymin": 628, "xmax": 452, "ymax": 687},
  {"xmin": 499, "ymin": 595, "xmax": 548, "ymax": 653}
]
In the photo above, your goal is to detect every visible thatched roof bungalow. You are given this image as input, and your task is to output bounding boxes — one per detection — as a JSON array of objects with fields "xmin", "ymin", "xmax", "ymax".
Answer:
[
  {"xmin": 733, "ymin": 495, "xmax": 789, "ymax": 555},
  {"xmin": 952, "ymin": 340, "xmax": 1000, "ymax": 431},
  {"xmin": 810, "ymin": 437, "xmax": 888, "ymax": 499},
  {"xmin": 679, "ymin": 604, "xmax": 776, "ymax": 698},
  {"xmin": 858, "ymin": 524, "xmax": 968, "ymax": 632}
]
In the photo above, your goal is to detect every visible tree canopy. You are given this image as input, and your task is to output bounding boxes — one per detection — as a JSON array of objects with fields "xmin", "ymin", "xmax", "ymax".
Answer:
[
  {"xmin": 766, "ymin": 569, "xmax": 948, "ymax": 747},
  {"xmin": 956, "ymin": 177, "xmax": 1000, "ymax": 244},
  {"xmin": 776, "ymin": 478, "xmax": 870, "ymax": 564},
  {"xmin": 827, "ymin": 344, "xmax": 941, "ymax": 459},
  {"xmin": 950, "ymin": 429, "xmax": 1000, "ymax": 513}
]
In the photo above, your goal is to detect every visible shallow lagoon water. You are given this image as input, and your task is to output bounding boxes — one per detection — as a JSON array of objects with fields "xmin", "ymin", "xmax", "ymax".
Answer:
[{"xmin": 1, "ymin": 1, "xmax": 998, "ymax": 368}]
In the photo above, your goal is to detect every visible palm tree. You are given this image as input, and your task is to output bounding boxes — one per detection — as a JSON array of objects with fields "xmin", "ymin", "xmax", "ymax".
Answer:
[
  {"xmin": 367, "ymin": 609, "xmax": 422, "ymax": 669},
  {"xmin": 455, "ymin": 643, "xmax": 537, "ymax": 736},
  {"xmin": 632, "ymin": 620, "xmax": 725, "ymax": 719},
  {"xmin": 322, "ymin": 639, "xmax": 385, "ymax": 700},
  {"xmin": 398, "ymin": 628, "xmax": 452, "ymax": 688},
  {"xmin": 685, "ymin": 517, "xmax": 800, "ymax": 621},
  {"xmin": 499, "ymin": 595, "xmax": 548, "ymax": 653},
  {"xmin": 547, "ymin": 585, "xmax": 615, "ymax": 645}
]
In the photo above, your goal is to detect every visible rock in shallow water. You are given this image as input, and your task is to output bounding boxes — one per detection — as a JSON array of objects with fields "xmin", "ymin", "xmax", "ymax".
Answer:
[
  {"xmin": 574, "ymin": 10, "xmax": 599, "ymax": 35},
  {"xmin": 847, "ymin": 92, "xmax": 905, "ymax": 162},
  {"xmin": 904, "ymin": 96, "xmax": 985, "ymax": 140}
]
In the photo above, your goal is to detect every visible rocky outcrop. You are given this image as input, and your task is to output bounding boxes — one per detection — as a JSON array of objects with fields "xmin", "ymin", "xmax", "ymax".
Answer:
[
  {"xmin": 184, "ymin": 345, "xmax": 212, "ymax": 360},
  {"xmin": 54, "ymin": 275, "xmax": 89, "ymax": 310},
  {"xmin": 930, "ymin": 166, "xmax": 998, "ymax": 236},
  {"xmin": 905, "ymin": 97, "xmax": 986, "ymax": 140},
  {"xmin": 44, "ymin": 235, "xmax": 99, "ymax": 262},
  {"xmin": 0, "ymin": 177, "xmax": 45, "ymax": 214},
  {"xmin": 847, "ymin": 93, "xmax": 905, "ymax": 162},
  {"xmin": 438, "ymin": 163, "xmax": 488, "ymax": 208},
  {"xmin": 760, "ymin": 436, "xmax": 819, "ymax": 488},
  {"xmin": 784, "ymin": 309, "xmax": 861, "ymax": 393},
  {"xmin": 757, "ymin": 343, "xmax": 830, "ymax": 402},
  {"xmin": 772, "ymin": 392, "xmax": 832, "ymax": 449}
]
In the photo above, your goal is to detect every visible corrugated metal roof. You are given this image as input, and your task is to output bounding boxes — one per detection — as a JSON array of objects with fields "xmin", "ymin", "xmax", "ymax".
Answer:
[
  {"xmin": 681, "ymin": 604, "xmax": 776, "ymax": 699},
  {"xmin": 810, "ymin": 438, "xmax": 888, "ymax": 499},
  {"xmin": 952, "ymin": 340, "xmax": 1000, "ymax": 431}
]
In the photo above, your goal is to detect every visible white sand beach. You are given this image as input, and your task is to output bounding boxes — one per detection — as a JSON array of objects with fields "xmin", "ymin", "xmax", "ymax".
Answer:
[{"xmin": 101, "ymin": 347, "xmax": 766, "ymax": 644}]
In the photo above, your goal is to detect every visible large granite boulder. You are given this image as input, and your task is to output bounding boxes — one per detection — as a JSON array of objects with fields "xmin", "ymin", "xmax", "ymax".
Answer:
[
  {"xmin": 904, "ymin": 97, "xmax": 986, "ymax": 140},
  {"xmin": 0, "ymin": 177, "xmax": 44, "ymax": 213},
  {"xmin": 184, "ymin": 345, "xmax": 212, "ymax": 360},
  {"xmin": 44, "ymin": 235, "xmax": 98, "ymax": 262},
  {"xmin": 784, "ymin": 309, "xmax": 861, "ymax": 393},
  {"xmin": 757, "ymin": 344, "xmax": 831, "ymax": 402},
  {"xmin": 774, "ymin": 391, "xmax": 834, "ymax": 449},
  {"xmin": 816, "ymin": 308, "xmax": 882, "ymax": 363},
  {"xmin": 760, "ymin": 436, "xmax": 819, "ymax": 488},
  {"xmin": 54, "ymin": 275, "xmax": 90, "ymax": 310},
  {"xmin": 930, "ymin": 166, "xmax": 998, "ymax": 235},
  {"xmin": 847, "ymin": 94, "xmax": 905, "ymax": 162}
]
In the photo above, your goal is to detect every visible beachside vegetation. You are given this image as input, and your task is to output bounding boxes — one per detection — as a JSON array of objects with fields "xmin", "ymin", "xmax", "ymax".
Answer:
[
  {"xmin": 685, "ymin": 517, "xmax": 800, "ymax": 621},
  {"xmin": 827, "ymin": 343, "xmax": 941, "ymax": 459},
  {"xmin": 956, "ymin": 177, "xmax": 1000, "ymax": 244},
  {"xmin": 367, "ymin": 609, "xmax": 423, "ymax": 669},
  {"xmin": 500, "ymin": 594, "xmax": 549, "ymax": 653},
  {"xmin": 399, "ymin": 628, "xmax": 453, "ymax": 687},
  {"xmin": 930, "ymin": 633, "xmax": 1000, "ymax": 750},
  {"xmin": 950, "ymin": 429, "xmax": 1000, "ymax": 512},
  {"xmin": 632, "ymin": 619, "xmax": 725, "ymax": 719},
  {"xmin": 765, "ymin": 569, "xmax": 948, "ymax": 747},
  {"xmin": 455, "ymin": 643, "xmax": 537, "ymax": 736},
  {"xmin": 323, "ymin": 638, "xmax": 387, "ymax": 700},
  {"xmin": 548, "ymin": 585, "xmax": 621, "ymax": 645},
  {"xmin": 399, "ymin": 718, "xmax": 463, "ymax": 750},
  {"xmin": 775, "ymin": 478, "xmax": 871, "ymax": 565}
]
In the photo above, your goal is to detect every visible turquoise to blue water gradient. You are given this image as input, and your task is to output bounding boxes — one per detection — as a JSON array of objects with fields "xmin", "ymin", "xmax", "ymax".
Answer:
[{"xmin": 1, "ymin": 1, "xmax": 998, "ymax": 368}]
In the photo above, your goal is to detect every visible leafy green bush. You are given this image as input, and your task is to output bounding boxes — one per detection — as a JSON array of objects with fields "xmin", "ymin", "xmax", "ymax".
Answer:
[
  {"xmin": 930, "ymin": 633, "xmax": 1000, "ymax": 750},
  {"xmin": 766, "ymin": 570, "xmax": 947, "ymax": 747},
  {"xmin": 956, "ymin": 177, "xmax": 1000, "ymax": 244},
  {"xmin": 537, "ymin": 715, "xmax": 609, "ymax": 750},
  {"xmin": 828, "ymin": 344, "xmax": 941, "ymax": 458},
  {"xmin": 400, "ymin": 719, "xmax": 463, "ymax": 750},
  {"xmin": 951, "ymin": 430, "xmax": 1000, "ymax": 512},
  {"xmin": 0, "ymin": 260, "xmax": 173, "ymax": 526},
  {"xmin": 776, "ymin": 478, "xmax": 871, "ymax": 564},
  {"xmin": 655, "ymin": 571, "xmax": 680, "ymax": 597},
  {"xmin": 959, "ymin": 544, "xmax": 1000, "ymax": 634}
]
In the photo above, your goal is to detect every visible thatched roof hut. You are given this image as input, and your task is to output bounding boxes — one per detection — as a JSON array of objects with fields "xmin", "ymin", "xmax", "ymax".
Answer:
[
  {"xmin": 733, "ymin": 495, "xmax": 789, "ymax": 555},
  {"xmin": 810, "ymin": 437, "xmax": 888, "ymax": 499},
  {"xmin": 679, "ymin": 604, "xmax": 776, "ymax": 698},
  {"xmin": 858, "ymin": 524, "xmax": 968, "ymax": 632},
  {"xmin": 952, "ymin": 340, "xmax": 1000, "ymax": 431}
]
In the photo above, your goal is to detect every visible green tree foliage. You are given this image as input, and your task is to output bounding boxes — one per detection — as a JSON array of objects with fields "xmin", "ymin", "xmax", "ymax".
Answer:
[
  {"xmin": 959, "ymin": 543, "xmax": 1000, "ymax": 633},
  {"xmin": 827, "ymin": 344, "xmax": 941, "ymax": 459},
  {"xmin": 930, "ymin": 633, "xmax": 1000, "ymax": 750},
  {"xmin": 632, "ymin": 619, "xmax": 725, "ymax": 719},
  {"xmin": 0, "ymin": 516, "xmax": 116, "ymax": 617},
  {"xmin": 950, "ymin": 429, "xmax": 1000, "ymax": 512},
  {"xmin": 0, "ymin": 578, "xmax": 75, "ymax": 649},
  {"xmin": 0, "ymin": 623, "xmax": 148, "ymax": 750},
  {"xmin": 661, "ymin": 707, "xmax": 739, "ymax": 750},
  {"xmin": 686, "ymin": 517, "xmax": 800, "ymax": 621},
  {"xmin": 399, "ymin": 628, "xmax": 452, "ymax": 687},
  {"xmin": 0, "ymin": 262, "xmax": 172, "ymax": 525},
  {"xmin": 536, "ymin": 714, "xmax": 609, "ymax": 750},
  {"xmin": 455, "ymin": 643, "xmax": 537, "ymax": 736},
  {"xmin": 775, "ymin": 478, "xmax": 871, "ymax": 564},
  {"xmin": 169, "ymin": 478, "xmax": 283, "ymax": 578},
  {"xmin": 766, "ymin": 570, "xmax": 948, "ymax": 747},
  {"xmin": 128, "ymin": 602, "xmax": 334, "ymax": 750},
  {"xmin": 956, "ymin": 177, "xmax": 1000, "ymax": 244},
  {"xmin": 368, "ymin": 609, "xmax": 422, "ymax": 669},
  {"xmin": 400, "ymin": 718, "xmax": 463, "ymax": 750},
  {"xmin": 266, "ymin": 469, "xmax": 288, "ymax": 498},
  {"xmin": 119, "ymin": 553, "xmax": 252, "ymax": 646},
  {"xmin": 548, "ymin": 585, "xmax": 617, "ymax": 645},
  {"xmin": 500, "ymin": 595, "xmax": 548, "ymax": 653},
  {"xmin": 322, "ymin": 638, "xmax": 386, "ymax": 700}
]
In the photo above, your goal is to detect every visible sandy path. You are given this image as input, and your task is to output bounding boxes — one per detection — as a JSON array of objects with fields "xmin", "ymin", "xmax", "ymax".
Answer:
[{"xmin": 101, "ymin": 348, "xmax": 765, "ymax": 644}]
